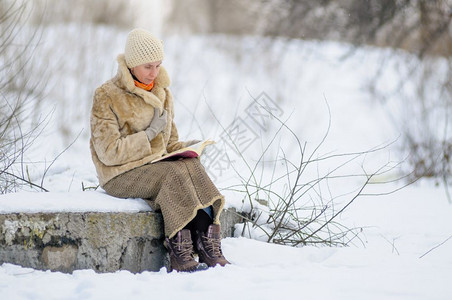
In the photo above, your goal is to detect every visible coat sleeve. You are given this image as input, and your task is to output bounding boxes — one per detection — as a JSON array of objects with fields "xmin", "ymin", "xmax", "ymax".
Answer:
[{"xmin": 90, "ymin": 87, "xmax": 152, "ymax": 166}]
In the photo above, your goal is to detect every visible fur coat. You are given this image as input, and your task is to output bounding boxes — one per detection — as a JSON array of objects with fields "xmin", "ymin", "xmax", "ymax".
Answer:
[{"xmin": 90, "ymin": 54, "xmax": 187, "ymax": 187}]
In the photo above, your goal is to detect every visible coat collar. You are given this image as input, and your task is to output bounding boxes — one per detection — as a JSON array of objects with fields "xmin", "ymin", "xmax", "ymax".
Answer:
[{"xmin": 113, "ymin": 54, "xmax": 170, "ymax": 109}]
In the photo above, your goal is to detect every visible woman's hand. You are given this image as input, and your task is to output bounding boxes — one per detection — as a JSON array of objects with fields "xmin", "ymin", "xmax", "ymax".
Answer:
[{"xmin": 145, "ymin": 108, "xmax": 168, "ymax": 141}]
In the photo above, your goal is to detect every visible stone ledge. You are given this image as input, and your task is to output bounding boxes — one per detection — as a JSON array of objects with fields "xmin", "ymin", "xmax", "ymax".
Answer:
[{"xmin": 0, "ymin": 208, "xmax": 242, "ymax": 273}]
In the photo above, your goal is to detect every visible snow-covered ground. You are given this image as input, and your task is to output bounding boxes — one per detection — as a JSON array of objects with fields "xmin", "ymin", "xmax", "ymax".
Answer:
[
  {"xmin": 1, "ymin": 184, "xmax": 451, "ymax": 299},
  {"xmin": 1, "ymin": 23, "xmax": 451, "ymax": 299}
]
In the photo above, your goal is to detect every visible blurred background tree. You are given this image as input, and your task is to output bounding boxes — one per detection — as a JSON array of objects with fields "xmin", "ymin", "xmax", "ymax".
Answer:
[
  {"xmin": 0, "ymin": 0, "xmax": 50, "ymax": 193},
  {"xmin": 167, "ymin": 0, "xmax": 451, "ymax": 57},
  {"xmin": 168, "ymin": 0, "xmax": 451, "ymax": 184},
  {"xmin": 1, "ymin": 0, "xmax": 450, "ymax": 193}
]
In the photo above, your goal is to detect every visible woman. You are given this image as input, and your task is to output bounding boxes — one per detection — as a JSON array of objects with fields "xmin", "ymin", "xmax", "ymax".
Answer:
[{"xmin": 90, "ymin": 28, "xmax": 229, "ymax": 272}]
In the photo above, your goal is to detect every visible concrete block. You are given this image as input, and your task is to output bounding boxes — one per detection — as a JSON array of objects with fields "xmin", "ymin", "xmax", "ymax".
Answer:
[{"xmin": 0, "ymin": 208, "xmax": 241, "ymax": 273}]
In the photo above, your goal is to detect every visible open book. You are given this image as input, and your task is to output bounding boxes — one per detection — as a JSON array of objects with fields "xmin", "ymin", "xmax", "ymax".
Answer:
[{"xmin": 151, "ymin": 139, "xmax": 215, "ymax": 163}]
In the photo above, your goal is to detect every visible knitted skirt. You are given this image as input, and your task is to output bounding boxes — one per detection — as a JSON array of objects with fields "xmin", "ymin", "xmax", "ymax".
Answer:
[{"xmin": 103, "ymin": 158, "xmax": 225, "ymax": 238}]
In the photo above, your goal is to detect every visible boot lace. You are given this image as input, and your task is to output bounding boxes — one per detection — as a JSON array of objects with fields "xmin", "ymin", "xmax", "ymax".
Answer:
[
  {"xmin": 174, "ymin": 239, "xmax": 195, "ymax": 262},
  {"xmin": 202, "ymin": 235, "xmax": 223, "ymax": 258}
]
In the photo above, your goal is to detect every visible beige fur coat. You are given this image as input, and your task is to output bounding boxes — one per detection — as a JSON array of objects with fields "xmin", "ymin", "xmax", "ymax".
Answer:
[{"xmin": 90, "ymin": 54, "xmax": 187, "ymax": 187}]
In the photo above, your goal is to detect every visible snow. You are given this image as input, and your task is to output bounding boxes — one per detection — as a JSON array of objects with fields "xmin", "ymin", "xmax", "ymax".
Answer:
[
  {"xmin": 0, "ymin": 191, "xmax": 151, "ymax": 214},
  {"xmin": 1, "ymin": 21, "xmax": 452, "ymax": 300},
  {"xmin": 1, "ymin": 193, "xmax": 452, "ymax": 299}
]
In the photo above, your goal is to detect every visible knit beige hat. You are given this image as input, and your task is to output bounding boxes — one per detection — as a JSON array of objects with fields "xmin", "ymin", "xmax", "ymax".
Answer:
[{"xmin": 124, "ymin": 28, "xmax": 164, "ymax": 68}]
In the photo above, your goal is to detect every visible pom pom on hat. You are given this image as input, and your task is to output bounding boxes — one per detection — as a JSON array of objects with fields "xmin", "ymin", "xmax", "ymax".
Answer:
[{"xmin": 124, "ymin": 28, "xmax": 164, "ymax": 68}]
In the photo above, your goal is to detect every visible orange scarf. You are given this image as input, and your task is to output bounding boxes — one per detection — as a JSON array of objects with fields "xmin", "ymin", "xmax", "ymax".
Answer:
[{"xmin": 134, "ymin": 80, "xmax": 154, "ymax": 91}]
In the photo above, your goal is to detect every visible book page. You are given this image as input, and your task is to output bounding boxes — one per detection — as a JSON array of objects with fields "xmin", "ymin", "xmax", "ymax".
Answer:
[{"xmin": 151, "ymin": 139, "xmax": 215, "ymax": 163}]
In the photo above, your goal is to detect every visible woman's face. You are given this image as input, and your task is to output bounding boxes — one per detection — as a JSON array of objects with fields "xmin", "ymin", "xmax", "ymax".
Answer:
[{"xmin": 131, "ymin": 61, "xmax": 162, "ymax": 84}]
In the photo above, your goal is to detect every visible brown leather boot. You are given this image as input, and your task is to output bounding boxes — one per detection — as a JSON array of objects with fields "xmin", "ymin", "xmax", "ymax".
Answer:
[
  {"xmin": 164, "ymin": 229, "xmax": 208, "ymax": 272},
  {"xmin": 196, "ymin": 224, "xmax": 230, "ymax": 267}
]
